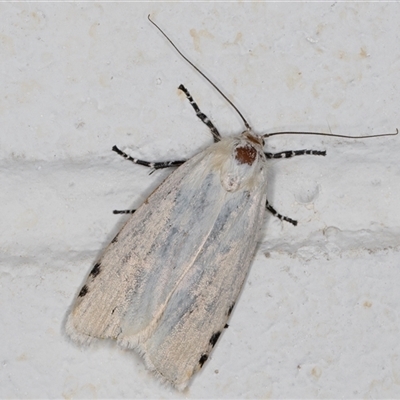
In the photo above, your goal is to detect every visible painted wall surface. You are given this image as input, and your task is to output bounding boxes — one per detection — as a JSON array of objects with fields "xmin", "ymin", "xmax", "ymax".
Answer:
[{"xmin": 1, "ymin": 3, "xmax": 400, "ymax": 398}]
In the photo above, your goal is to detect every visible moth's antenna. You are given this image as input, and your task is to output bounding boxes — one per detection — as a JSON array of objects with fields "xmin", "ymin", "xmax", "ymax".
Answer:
[
  {"xmin": 263, "ymin": 129, "xmax": 398, "ymax": 139},
  {"xmin": 148, "ymin": 14, "xmax": 252, "ymax": 132},
  {"xmin": 148, "ymin": 15, "xmax": 397, "ymax": 141}
]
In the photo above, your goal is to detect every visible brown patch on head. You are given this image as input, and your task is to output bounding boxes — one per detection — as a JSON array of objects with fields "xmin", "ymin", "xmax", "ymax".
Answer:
[{"xmin": 235, "ymin": 144, "xmax": 257, "ymax": 165}]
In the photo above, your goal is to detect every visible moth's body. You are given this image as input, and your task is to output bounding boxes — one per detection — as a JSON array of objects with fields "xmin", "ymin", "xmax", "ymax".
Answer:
[
  {"xmin": 66, "ymin": 15, "xmax": 393, "ymax": 391},
  {"xmin": 67, "ymin": 131, "xmax": 269, "ymax": 389}
]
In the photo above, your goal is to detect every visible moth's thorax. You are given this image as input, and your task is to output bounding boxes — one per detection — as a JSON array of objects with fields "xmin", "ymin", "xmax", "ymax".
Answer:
[
  {"xmin": 234, "ymin": 131, "xmax": 265, "ymax": 166},
  {"xmin": 209, "ymin": 131, "xmax": 267, "ymax": 193}
]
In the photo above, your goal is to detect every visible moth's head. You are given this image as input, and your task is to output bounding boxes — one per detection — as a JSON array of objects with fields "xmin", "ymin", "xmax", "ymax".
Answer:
[
  {"xmin": 241, "ymin": 130, "xmax": 265, "ymax": 147},
  {"xmin": 232, "ymin": 131, "xmax": 265, "ymax": 167}
]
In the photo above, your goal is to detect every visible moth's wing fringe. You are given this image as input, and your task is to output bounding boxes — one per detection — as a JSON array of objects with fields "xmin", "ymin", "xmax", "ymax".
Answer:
[
  {"xmin": 138, "ymin": 347, "xmax": 189, "ymax": 391},
  {"xmin": 66, "ymin": 314, "xmax": 186, "ymax": 390},
  {"xmin": 65, "ymin": 314, "xmax": 95, "ymax": 345}
]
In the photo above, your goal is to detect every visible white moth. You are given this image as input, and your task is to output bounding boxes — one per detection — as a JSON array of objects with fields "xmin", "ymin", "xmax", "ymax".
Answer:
[{"xmin": 66, "ymin": 16, "xmax": 397, "ymax": 390}]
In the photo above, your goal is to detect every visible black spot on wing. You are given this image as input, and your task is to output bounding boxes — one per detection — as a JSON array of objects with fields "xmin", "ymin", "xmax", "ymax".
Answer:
[
  {"xmin": 224, "ymin": 324, "xmax": 229, "ymax": 329},
  {"xmin": 89, "ymin": 262, "xmax": 101, "ymax": 278},
  {"xmin": 111, "ymin": 235, "xmax": 118, "ymax": 244},
  {"xmin": 209, "ymin": 331, "xmax": 221, "ymax": 348},
  {"xmin": 199, "ymin": 354, "xmax": 208, "ymax": 368},
  {"xmin": 78, "ymin": 285, "xmax": 88, "ymax": 297},
  {"xmin": 227, "ymin": 303, "xmax": 235, "ymax": 317}
]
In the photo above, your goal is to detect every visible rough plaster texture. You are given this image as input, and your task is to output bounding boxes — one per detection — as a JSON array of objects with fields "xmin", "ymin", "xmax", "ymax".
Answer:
[{"xmin": 1, "ymin": 3, "xmax": 400, "ymax": 399}]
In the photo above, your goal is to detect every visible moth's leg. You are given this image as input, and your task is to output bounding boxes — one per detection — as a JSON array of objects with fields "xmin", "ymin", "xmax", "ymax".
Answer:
[
  {"xmin": 112, "ymin": 146, "xmax": 186, "ymax": 214},
  {"xmin": 178, "ymin": 84, "xmax": 221, "ymax": 143},
  {"xmin": 266, "ymin": 200, "xmax": 297, "ymax": 226},
  {"xmin": 264, "ymin": 149, "xmax": 326, "ymax": 159},
  {"xmin": 112, "ymin": 146, "xmax": 186, "ymax": 170},
  {"xmin": 264, "ymin": 149, "xmax": 326, "ymax": 224}
]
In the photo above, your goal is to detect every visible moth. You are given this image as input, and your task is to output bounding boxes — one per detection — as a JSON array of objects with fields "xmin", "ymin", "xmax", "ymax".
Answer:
[{"xmin": 66, "ymin": 15, "xmax": 397, "ymax": 390}]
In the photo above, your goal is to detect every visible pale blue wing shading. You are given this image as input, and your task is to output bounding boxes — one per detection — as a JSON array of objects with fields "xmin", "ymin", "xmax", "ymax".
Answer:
[{"xmin": 67, "ymin": 136, "xmax": 268, "ymax": 389}]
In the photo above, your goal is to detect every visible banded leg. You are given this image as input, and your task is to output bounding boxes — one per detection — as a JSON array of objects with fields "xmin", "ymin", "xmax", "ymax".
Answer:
[
  {"xmin": 265, "ymin": 149, "xmax": 326, "ymax": 159},
  {"xmin": 112, "ymin": 146, "xmax": 186, "ymax": 214},
  {"xmin": 178, "ymin": 84, "xmax": 221, "ymax": 143},
  {"xmin": 266, "ymin": 200, "xmax": 297, "ymax": 226},
  {"xmin": 112, "ymin": 145, "xmax": 186, "ymax": 170}
]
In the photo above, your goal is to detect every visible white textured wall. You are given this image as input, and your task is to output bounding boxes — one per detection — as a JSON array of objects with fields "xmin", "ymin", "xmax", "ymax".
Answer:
[{"xmin": 2, "ymin": 3, "xmax": 400, "ymax": 398}]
